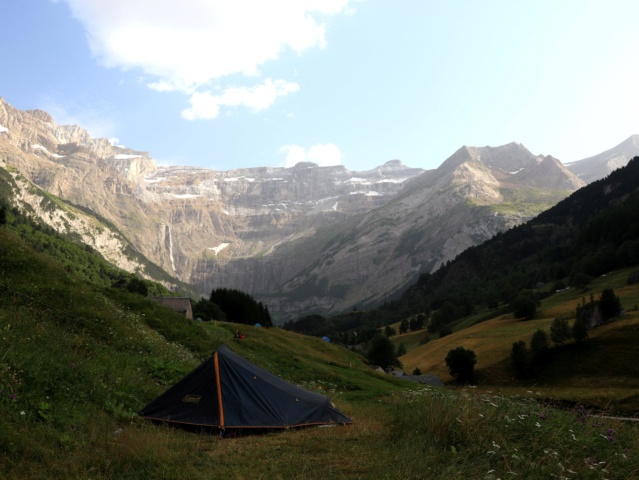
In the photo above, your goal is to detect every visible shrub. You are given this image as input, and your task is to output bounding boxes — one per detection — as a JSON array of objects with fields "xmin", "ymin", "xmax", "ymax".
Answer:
[
  {"xmin": 511, "ymin": 341, "xmax": 530, "ymax": 379},
  {"xmin": 530, "ymin": 329, "xmax": 549, "ymax": 354},
  {"xmin": 512, "ymin": 294, "xmax": 537, "ymax": 320},
  {"xmin": 550, "ymin": 317, "xmax": 571, "ymax": 345},
  {"xmin": 439, "ymin": 325, "xmax": 453, "ymax": 338},
  {"xmin": 445, "ymin": 347, "xmax": 476, "ymax": 384},
  {"xmin": 366, "ymin": 334, "xmax": 401, "ymax": 370},
  {"xmin": 399, "ymin": 318, "xmax": 409, "ymax": 334},
  {"xmin": 599, "ymin": 288, "xmax": 622, "ymax": 321},
  {"xmin": 570, "ymin": 272, "xmax": 591, "ymax": 289},
  {"xmin": 572, "ymin": 317, "xmax": 589, "ymax": 344}
]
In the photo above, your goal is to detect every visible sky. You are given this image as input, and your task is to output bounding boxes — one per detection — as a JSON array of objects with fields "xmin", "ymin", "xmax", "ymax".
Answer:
[{"xmin": 1, "ymin": 0, "xmax": 638, "ymax": 172}]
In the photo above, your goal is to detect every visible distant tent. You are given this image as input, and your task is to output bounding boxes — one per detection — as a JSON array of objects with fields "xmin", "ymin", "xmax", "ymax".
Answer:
[
  {"xmin": 322, "ymin": 336, "xmax": 331, "ymax": 342},
  {"xmin": 139, "ymin": 345, "xmax": 352, "ymax": 430}
]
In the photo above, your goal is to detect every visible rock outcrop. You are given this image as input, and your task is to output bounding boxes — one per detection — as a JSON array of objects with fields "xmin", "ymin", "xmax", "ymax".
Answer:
[{"xmin": 2, "ymin": 96, "xmax": 632, "ymax": 322}]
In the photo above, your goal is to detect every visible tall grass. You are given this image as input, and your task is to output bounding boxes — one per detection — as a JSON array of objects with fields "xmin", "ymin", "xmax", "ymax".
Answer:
[
  {"xmin": 2, "ymin": 225, "xmax": 639, "ymax": 478},
  {"xmin": 386, "ymin": 387, "xmax": 639, "ymax": 479}
]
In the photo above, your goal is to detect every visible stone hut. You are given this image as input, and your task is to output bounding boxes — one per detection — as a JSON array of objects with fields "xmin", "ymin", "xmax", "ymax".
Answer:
[{"xmin": 153, "ymin": 297, "xmax": 193, "ymax": 319}]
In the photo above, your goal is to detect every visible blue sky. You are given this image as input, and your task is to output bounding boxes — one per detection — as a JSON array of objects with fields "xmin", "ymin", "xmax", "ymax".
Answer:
[{"xmin": 1, "ymin": 0, "xmax": 637, "ymax": 171}]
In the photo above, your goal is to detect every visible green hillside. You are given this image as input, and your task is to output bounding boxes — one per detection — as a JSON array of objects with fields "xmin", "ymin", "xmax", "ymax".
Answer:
[
  {"xmin": 2, "ymin": 218, "xmax": 639, "ymax": 478},
  {"xmin": 400, "ymin": 267, "xmax": 639, "ymax": 412}
]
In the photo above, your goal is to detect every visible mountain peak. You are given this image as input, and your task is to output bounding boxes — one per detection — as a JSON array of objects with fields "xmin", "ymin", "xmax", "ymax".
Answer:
[{"xmin": 565, "ymin": 134, "xmax": 639, "ymax": 183}]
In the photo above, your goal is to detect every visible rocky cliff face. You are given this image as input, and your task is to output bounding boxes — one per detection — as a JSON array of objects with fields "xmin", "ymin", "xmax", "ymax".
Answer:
[
  {"xmin": 248, "ymin": 143, "xmax": 586, "ymax": 318},
  {"xmin": 2, "ymin": 97, "xmax": 632, "ymax": 322},
  {"xmin": 0, "ymin": 97, "xmax": 425, "ymax": 315}
]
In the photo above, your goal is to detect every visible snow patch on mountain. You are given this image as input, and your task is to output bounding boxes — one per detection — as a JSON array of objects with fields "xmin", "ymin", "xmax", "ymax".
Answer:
[
  {"xmin": 224, "ymin": 176, "xmax": 256, "ymax": 183},
  {"xmin": 376, "ymin": 178, "xmax": 409, "ymax": 184},
  {"xmin": 144, "ymin": 176, "xmax": 167, "ymax": 184},
  {"xmin": 172, "ymin": 194, "xmax": 201, "ymax": 199},
  {"xmin": 350, "ymin": 190, "xmax": 383, "ymax": 197},
  {"xmin": 32, "ymin": 144, "xmax": 65, "ymax": 158},
  {"xmin": 208, "ymin": 243, "xmax": 230, "ymax": 255}
]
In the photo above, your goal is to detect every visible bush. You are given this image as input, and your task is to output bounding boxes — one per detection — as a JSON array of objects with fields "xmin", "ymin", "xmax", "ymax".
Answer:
[
  {"xmin": 511, "ymin": 340, "xmax": 529, "ymax": 379},
  {"xmin": 570, "ymin": 272, "xmax": 592, "ymax": 289},
  {"xmin": 529, "ymin": 329, "xmax": 550, "ymax": 373},
  {"xmin": 550, "ymin": 317, "xmax": 571, "ymax": 345},
  {"xmin": 445, "ymin": 347, "xmax": 476, "ymax": 384},
  {"xmin": 438, "ymin": 325, "xmax": 452, "ymax": 338},
  {"xmin": 599, "ymin": 288, "xmax": 622, "ymax": 321},
  {"xmin": 512, "ymin": 294, "xmax": 537, "ymax": 320},
  {"xmin": 126, "ymin": 276, "xmax": 149, "ymax": 296},
  {"xmin": 572, "ymin": 317, "xmax": 589, "ymax": 344},
  {"xmin": 399, "ymin": 318, "xmax": 409, "ymax": 334},
  {"xmin": 192, "ymin": 298, "xmax": 226, "ymax": 322},
  {"xmin": 530, "ymin": 329, "xmax": 549, "ymax": 354},
  {"xmin": 366, "ymin": 334, "xmax": 401, "ymax": 370}
]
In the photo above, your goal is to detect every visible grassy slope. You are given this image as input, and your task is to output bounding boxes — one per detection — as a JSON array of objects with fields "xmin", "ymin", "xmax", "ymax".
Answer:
[
  {"xmin": 400, "ymin": 266, "xmax": 639, "ymax": 413},
  {"xmin": 1, "ymin": 226, "xmax": 638, "ymax": 479}
]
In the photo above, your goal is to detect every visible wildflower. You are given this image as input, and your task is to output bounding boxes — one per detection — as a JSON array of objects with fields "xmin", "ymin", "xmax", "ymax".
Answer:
[
  {"xmin": 539, "ymin": 413, "xmax": 547, "ymax": 420},
  {"xmin": 10, "ymin": 394, "xmax": 16, "ymax": 400},
  {"xmin": 20, "ymin": 411, "xmax": 25, "ymax": 415},
  {"xmin": 535, "ymin": 422, "xmax": 541, "ymax": 428}
]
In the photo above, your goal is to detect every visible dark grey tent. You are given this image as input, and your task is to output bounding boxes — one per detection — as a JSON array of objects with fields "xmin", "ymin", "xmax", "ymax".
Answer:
[{"xmin": 139, "ymin": 345, "xmax": 352, "ymax": 430}]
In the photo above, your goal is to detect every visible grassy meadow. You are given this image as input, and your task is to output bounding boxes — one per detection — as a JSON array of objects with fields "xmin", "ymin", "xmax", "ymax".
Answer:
[
  {"xmin": 1, "ymin": 225, "xmax": 639, "ymax": 479},
  {"xmin": 399, "ymin": 267, "xmax": 639, "ymax": 413}
]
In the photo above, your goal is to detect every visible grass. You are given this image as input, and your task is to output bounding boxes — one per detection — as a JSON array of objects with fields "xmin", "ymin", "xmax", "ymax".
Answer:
[
  {"xmin": 400, "ymin": 266, "xmax": 639, "ymax": 414},
  {"xmin": 1, "ymin": 225, "xmax": 639, "ymax": 478}
]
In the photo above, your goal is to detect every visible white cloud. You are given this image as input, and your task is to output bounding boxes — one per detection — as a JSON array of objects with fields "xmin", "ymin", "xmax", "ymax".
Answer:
[
  {"xmin": 58, "ymin": 0, "xmax": 355, "ymax": 92},
  {"xmin": 280, "ymin": 145, "xmax": 307, "ymax": 166},
  {"xmin": 182, "ymin": 78, "xmax": 300, "ymax": 120},
  {"xmin": 280, "ymin": 143, "xmax": 343, "ymax": 167}
]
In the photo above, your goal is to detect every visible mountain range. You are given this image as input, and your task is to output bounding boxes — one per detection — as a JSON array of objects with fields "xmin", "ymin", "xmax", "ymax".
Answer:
[{"xmin": 1, "ymin": 96, "xmax": 638, "ymax": 321}]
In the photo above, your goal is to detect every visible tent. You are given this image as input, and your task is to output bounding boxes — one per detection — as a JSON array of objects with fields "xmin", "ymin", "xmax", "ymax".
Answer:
[{"xmin": 139, "ymin": 345, "xmax": 352, "ymax": 430}]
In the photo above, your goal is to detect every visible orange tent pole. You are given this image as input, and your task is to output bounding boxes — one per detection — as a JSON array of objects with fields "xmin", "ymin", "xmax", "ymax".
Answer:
[{"xmin": 214, "ymin": 352, "xmax": 225, "ymax": 428}]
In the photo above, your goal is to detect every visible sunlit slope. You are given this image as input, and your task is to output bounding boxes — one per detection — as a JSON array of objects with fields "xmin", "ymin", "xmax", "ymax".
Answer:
[{"xmin": 400, "ymin": 266, "xmax": 639, "ymax": 412}]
